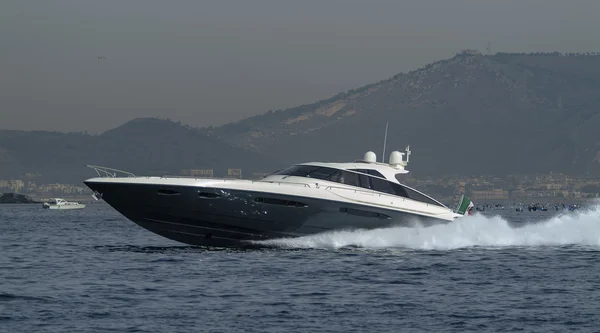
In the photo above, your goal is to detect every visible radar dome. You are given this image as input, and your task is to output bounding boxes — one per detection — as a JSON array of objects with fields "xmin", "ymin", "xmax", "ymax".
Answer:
[
  {"xmin": 389, "ymin": 151, "xmax": 404, "ymax": 166},
  {"xmin": 364, "ymin": 151, "xmax": 377, "ymax": 163}
]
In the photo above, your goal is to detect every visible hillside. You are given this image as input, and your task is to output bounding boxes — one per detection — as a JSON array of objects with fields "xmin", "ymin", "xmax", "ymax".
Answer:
[
  {"xmin": 0, "ymin": 118, "xmax": 284, "ymax": 184},
  {"xmin": 206, "ymin": 52, "xmax": 600, "ymax": 176},
  {"xmin": 3, "ymin": 52, "xmax": 600, "ymax": 182}
]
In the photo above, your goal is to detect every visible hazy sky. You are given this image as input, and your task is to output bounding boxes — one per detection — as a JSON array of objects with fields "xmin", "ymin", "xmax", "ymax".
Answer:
[{"xmin": 1, "ymin": 0, "xmax": 599, "ymax": 133}]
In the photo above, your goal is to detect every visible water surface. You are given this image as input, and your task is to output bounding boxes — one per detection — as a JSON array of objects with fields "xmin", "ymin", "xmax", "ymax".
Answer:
[{"xmin": 2, "ymin": 203, "xmax": 600, "ymax": 332}]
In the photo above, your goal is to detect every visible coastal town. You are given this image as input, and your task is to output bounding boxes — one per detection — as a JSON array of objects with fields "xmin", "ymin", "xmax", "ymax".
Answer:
[
  {"xmin": 403, "ymin": 172, "xmax": 600, "ymax": 202},
  {"xmin": 1, "ymin": 168, "xmax": 599, "ymax": 203}
]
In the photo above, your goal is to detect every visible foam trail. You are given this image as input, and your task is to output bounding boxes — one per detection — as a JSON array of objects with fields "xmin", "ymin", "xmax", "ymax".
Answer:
[{"xmin": 256, "ymin": 204, "xmax": 600, "ymax": 250}]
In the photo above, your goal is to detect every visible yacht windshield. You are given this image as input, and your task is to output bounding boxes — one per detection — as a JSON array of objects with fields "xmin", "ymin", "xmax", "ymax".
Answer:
[{"xmin": 273, "ymin": 165, "xmax": 338, "ymax": 180}]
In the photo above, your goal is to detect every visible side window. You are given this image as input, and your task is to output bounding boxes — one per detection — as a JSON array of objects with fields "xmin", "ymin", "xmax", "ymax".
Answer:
[
  {"xmin": 327, "ymin": 170, "xmax": 343, "ymax": 183},
  {"xmin": 340, "ymin": 171, "xmax": 359, "ymax": 187},
  {"xmin": 370, "ymin": 177, "xmax": 396, "ymax": 196},
  {"xmin": 327, "ymin": 170, "xmax": 360, "ymax": 187},
  {"xmin": 306, "ymin": 167, "xmax": 338, "ymax": 180},
  {"xmin": 348, "ymin": 169, "xmax": 364, "ymax": 175},
  {"xmin": 404, "ymin": 187, "xmax": 444, "ymax": 207},
  {"xmin": 366, "ymin": 170, "xmax": 385, "ymax": 178},
  {"xmin": 390, "ymin": 183, "xmax": 409, "ymax": 198},
  {"xmin": 358, "ymin": 174, "xmax": 371, "ymax": 189}
]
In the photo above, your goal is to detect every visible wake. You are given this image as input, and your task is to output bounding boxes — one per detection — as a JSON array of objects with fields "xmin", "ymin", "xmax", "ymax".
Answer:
[{"xmin": 256, "ymin": 204, "xmax": 600, "ymax": 250}]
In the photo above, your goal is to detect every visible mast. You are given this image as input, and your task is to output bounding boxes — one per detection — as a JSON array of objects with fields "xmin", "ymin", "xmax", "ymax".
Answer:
[{"xmin": 382, "ymin": 122, "xmax": 388, "ymax": 163}]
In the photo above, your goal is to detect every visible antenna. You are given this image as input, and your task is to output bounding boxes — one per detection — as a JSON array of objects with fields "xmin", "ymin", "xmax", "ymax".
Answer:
[
  {"xmin": 382, "ymin": 121, "xmax": 389, "ymax": 163},
  {"xmin": 405, "ymin": 145, "xmax": 411, "ymax": 163}
]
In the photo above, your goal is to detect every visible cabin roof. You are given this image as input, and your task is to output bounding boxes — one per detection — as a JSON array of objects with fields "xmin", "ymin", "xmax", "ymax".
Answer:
[{"xmin": 296, "ymin": 161, "xmax": 408, "ymax": 184}]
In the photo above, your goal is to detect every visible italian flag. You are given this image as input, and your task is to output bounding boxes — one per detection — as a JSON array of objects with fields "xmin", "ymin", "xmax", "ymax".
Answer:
[{"xmin": 456, "ymin": 195, "xmax": 474, "ymax": 215}]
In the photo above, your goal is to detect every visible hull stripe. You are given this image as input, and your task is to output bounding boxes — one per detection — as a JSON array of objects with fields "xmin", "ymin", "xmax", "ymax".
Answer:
[{"xmin": 143, "ymin": 217, "xmax": 285, "ymax": 238}]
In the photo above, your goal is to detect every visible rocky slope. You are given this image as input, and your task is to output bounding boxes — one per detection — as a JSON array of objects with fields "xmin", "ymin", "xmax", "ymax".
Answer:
[{"xmin": 206, "ymin": 52, "xmax": 600, "ymax": 176}]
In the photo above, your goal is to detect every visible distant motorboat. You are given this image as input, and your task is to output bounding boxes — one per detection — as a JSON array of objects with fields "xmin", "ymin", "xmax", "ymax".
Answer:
[
  {"xmin": 42, "ymin": 198, "xmax": 86, "ymax": 210},
  {"xmin": 527, "ymin": 204, "xmax": 547, "ymax": 212}
]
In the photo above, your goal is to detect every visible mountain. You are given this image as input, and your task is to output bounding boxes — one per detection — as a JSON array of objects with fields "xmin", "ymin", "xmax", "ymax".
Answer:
[
  {"xmin": 3, "ymin": 52, "xmax": 600, "ymax": 182},
  {"xmin": 206, "ymin": 52, "xmax": 600, "ymax": 176},
  {"xmin": 0, "ymin": 118, "xmax": 284, "ymax": 184}
]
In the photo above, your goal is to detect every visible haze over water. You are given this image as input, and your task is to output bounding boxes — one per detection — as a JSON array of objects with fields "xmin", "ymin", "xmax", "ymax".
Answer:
[{"xmin": 2, "ymin": 203, "xmax": 600, "ymax": 332}]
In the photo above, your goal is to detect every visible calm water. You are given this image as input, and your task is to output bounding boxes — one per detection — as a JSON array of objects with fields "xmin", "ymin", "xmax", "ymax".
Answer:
[{"xmin": 2, "ymin": 202, "xmax": 600, "ymax": 332}]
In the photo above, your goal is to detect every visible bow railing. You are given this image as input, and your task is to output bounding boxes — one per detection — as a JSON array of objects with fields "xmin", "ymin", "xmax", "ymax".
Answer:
[{"xmin": 86, "ymin": 165, "xmax": 136, "ymax": 178}]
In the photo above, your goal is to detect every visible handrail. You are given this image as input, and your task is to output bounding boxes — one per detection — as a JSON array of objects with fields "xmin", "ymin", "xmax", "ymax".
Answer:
[
  {"xmin": 157, "ymin": 175, "xmax": 245, "ymax": 180},
  {"xmin": 324, "ymin": 184, "xmax": 380, "ymax": 197},
  {"xmin": 258, "ymin": 181, "xmax": 312, "ymax": 188},
  {"xmin": 86, "ymin": 165, "xmax": 136, "ymax": 178}
]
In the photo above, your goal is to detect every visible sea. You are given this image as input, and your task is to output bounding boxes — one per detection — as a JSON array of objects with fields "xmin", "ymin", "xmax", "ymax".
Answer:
[{"xmin": 2, "ymin": 202, "xmax": 600, "ymax": 333}]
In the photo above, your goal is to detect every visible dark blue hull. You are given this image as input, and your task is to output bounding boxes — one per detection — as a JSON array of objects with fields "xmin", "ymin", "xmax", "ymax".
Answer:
[{"xmin": 84, "ymin": 181, "xmax": 448, "ymax": 247}]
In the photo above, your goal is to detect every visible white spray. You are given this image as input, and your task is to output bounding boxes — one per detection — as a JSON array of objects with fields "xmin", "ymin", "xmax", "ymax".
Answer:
[{"xmin": 256, "ymin": 203, "xmax": 600, "ymax": 250}]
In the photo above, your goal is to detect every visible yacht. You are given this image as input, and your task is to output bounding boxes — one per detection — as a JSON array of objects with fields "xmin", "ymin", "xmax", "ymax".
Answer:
[
  {"xmin": 83, "ymin": 147, "xmax": 473, "ymax": 247},
  {"xmin": 42, "ymin": 198, "xmax": 86, "ymax": 210}
]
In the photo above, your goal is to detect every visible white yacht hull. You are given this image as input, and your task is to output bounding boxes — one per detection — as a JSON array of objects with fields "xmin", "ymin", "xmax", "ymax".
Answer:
[{"xmin": 43, "ymin": 203, "xmax": 86, "ymax": 210}]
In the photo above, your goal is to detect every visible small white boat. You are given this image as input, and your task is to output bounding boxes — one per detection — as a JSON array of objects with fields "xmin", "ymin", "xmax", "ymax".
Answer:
[{"xmin": 42, "ymin": 198, "xmax": 86, "ymax": 210}]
